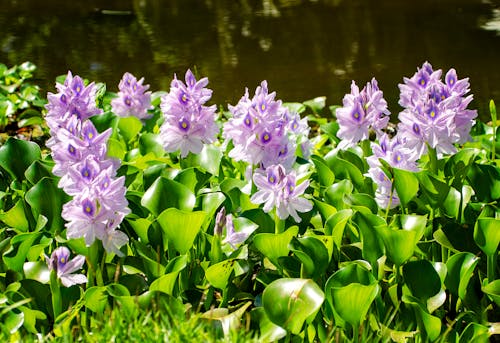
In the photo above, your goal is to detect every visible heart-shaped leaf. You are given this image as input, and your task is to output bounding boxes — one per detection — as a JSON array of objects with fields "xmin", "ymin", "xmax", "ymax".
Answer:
[{"xmin": 157, "ymin": 208, "xmax": 206, "ymax": 254}]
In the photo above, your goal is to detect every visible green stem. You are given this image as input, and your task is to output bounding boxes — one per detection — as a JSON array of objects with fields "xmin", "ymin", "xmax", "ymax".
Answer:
[
  {"xmin": 487, "ymin": 252, "xmax": 497, "ymax": 283},
  {"xmin": 50, "ymin": 270, "xmax": 62, "ymax": 320},
  {"xmin": 274, "ymin": 209, "xmax": 284, "ymax": 234},
  {"xmin": 353, "ymin": 323, "xmax": 360, "ymax": 343},
  {"xmin": 427, "ymin": 144, "xmax": 438, "ymax": 175},
  {"xmin": 490, "ymin": 100, "xmax": 497, "ymax": 160},
  {"xmin": 87, "ymin": 241, "xmax": 102, "ymax": 287}
]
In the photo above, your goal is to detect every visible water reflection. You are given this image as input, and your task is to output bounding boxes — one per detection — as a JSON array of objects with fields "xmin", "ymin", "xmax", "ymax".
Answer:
[{"xmin": 1, "ymin": 0, "xmax": 500, "ymax": 120}]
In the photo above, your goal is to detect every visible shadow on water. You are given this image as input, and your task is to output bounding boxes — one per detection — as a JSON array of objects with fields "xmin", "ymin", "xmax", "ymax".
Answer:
[{"xmin": 1, "ymin": 0, "xmax": 500, "ymax": 121}]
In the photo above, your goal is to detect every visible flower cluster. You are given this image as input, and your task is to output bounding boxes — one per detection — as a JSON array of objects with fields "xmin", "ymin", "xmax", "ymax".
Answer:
[
  {"xmin": 335, "ymin": 78, "xmax": 390, "ymax": 149},
  {"xmin": 159, "ymin": 69, "xmax": 218, "ymax": 158},
  {"xmin": 366, "ymin": 134, "xmax": 418, "ymax": 209},
  {"xmin": 46, "ymin": 246, "xmax": 87, "ymax": 287},
  {"xmin": 250, "ymin": 164, "xmax": 312, "ymax": 222},
  {"xmin": 223, "ymin": 81, "xmax": 311, "ymax": 169},
  {"xmin": 397, "ymin": 61, "xmax": 478, "ymax": 158},
  {"xmin": 111, "ymin": 72, "xmax": 152, "ymax": 120},
  {"xmin": 45, "ymin": 71, "xmax": 130, "ymax": 256}
]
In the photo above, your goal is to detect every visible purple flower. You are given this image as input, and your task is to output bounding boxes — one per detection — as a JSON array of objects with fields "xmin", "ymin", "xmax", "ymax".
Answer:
[
  {"xmin": 397, "ymin": 62, "xmax": 478, "ymax": 158},
  {"xmin": 159, "ymin": 69, "xmax": 218, "ymax": 157},
  {"xmin": 336, "ymin": 78, "xmax": 390, "ymax": 149},
  {"xmin": 46, "ymin": 246, "xmax": 87, "ymax": 287},
  {"xmin": 250, "ymin": 164, "xmax": 312, "ymax": 222},
  {"xmin": 111, "ymin": 72, "xmax": 153, "ymax": 120},
  {"xmin": 223, "ymin": 81, "xmax": 309, "ymax": 168},
  {"xmin": 45, "ymin": 71, "xmax": 130, "ymax": 256},
  {"xmin": 366, "ymin": 134, "xmax": 418, "ymax": 209},
  {"xmin": 46, "ymin": 71, "xmax": 102, "ymax": 123}
]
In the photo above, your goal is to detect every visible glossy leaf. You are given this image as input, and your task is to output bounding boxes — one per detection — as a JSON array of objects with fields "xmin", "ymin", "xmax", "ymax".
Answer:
[
  {"xmin": 205, "ymin": 259, "xmax": 236, "ymax": 289},
  {"xmin": 118, "ymin": 116, "xmax": 143, "ymax": 143},
  {"xmin": 156, "ymin": 208, "xmax": 206, "ymax": 254},
  {"xmin": 24, "ymin": 160, "xmax": 53, "ymax": 185},
  {"xmin": 84, "ymin": 286, "xmax": 108, "ymax": 313},
  {"xmin": 25, "ymin": 177, "xmax": 69, "ymax": 233},
  {"xmin": 184, "ymin": 144, "xmax": 223, "ymax": 176},
  {"xmin": 325, "ymin": 209, "xmax": 353, "ymax": 248},
  {"xmin": 353, "ymin": 212, "xmax": 386, "ymax": 268},
  {"xmin": 262, "ymin": 278, "xmax": 324, "ymax": 334},
  {"xmin": 290, "ymin": 236, "xmax": 329, "ymax": 278},
  {"xmin": 251, "ymin": 307, "xmax": 287, "ymax": 342},
  {"xmin": 3, "ymin": 232, "xmax": 40, "ymax": 272},
  {"xmin": 482, "ymin": 279, "xmax": 500, "ymax": 307},
  {"xmin": 403, "ymin": 260, "xmax": 441, "ymax": 301},
  {"xmin": 311, "ymin": 155, "xmax": 335, "ymax": 187},
  {"xmin": 474, "ymin": 218, "xmax": 500, "ymax": 256},
  {"xmin": 202, "ymin": 301, "xmax": 252, "ymax": 337},
  {"xmin": 325, "ymin": 179, "xmax": 353, "ymax": 210},
  {"xmin": 393, "ymin": 167, "xmax": 419, "ymax": 207},
  {"xmin": 325, "ymin": 263, "xmax": 379, "ymax": 327},
  {"xmin": 149, "ymin": 272, "xmax": 180, "ymax": 295},
  {"xmin": 23, "ymin": 261, "xmax": 50, "ymax": 284},
  {"xmin": 0, "ymin": 200, "xmax": 29, "ymax": 232},
  {"xmin": 445, "ymin": 252, "xmax": 479, "ymax": 300},
  {"xmin": 253, "ymin": 226, "xmax": 299, "ymax": 268},
  {"xmin": 0, "ymin": 138, "xmax": 41, "ymax": 180},
  {"xmin": 402, "ymin": 295, "xmax": 441, "ymax": 342},
  {"xmin": 141, "ymin": 177, "xmax": 196, "ymax": 215}
]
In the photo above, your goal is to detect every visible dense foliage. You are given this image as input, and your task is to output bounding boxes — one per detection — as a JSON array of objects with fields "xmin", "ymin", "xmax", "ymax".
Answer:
[{"xmin": 0, "ymin": 62, "xmax": 498, "ymax": 342}]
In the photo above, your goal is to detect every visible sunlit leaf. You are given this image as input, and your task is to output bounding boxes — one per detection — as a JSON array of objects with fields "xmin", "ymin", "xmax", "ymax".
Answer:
[
  {"xmin": 141, "ymin": 177, "xmax": 196, "ymax": 215},
  {"xmin": 325, "ymin": 263, "xmax": 379, "ymax": 327},
  {"xmin": 403, "ymin": 260, "xmax": 441, "ymax": 301},
  {"xmin": 157, "ymin": 208, "xmax": 206, "ymax": 254},
  {"xmin": 253, "ymin": 226, "xmax": 299, "ymax": 268},
  {"xmin": 393, "ymin": 168, "xmax": 419, "ymax": 207},
  {"xmin": 263, "ymin": 278, "xmax": 324, "ymax": 334},
  {"xmin": 474, "ymin": 218, "xmax": 500, "ymax": 257}
]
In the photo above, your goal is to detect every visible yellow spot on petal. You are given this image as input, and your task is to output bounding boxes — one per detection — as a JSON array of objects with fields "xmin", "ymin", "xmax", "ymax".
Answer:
[
  {"xmin": 261, "ymin": 103, "xmax": 266, "ymax": 111},
  {"xmin": 430, "ymin": 111, "xmax": 436, "ymax": 118},
  {"xmin": 85, "ymin": 206, "xmax": 91, "ymax": 213}
]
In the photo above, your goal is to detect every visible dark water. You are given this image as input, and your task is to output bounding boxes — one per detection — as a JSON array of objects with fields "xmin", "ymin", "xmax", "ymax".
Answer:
[{"xmin": 2, "ymin": 0, "xmax": 500, "ymax": 121}]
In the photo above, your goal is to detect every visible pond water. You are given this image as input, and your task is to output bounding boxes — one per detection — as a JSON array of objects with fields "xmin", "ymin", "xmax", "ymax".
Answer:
[{"xmin": 2, "ymin": 0, "xmax": 500, "ymax": 121}]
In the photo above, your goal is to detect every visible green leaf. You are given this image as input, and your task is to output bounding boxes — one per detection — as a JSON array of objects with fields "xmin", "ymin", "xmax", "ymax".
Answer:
[
  {"xmin": 325, "ymin": 179, "xmax": 353, "ymax": 210},
  {"xmin": 311, "ymin": 155, "xmax": 335, "ymax": 187},
  {"xmin": 253, "ymin": 226, "xmax": 299, "ymax": 268},
  {"xmin": 118, "ymin": 116, "xmax": 143, "ymax": 143},
  {"xmin": 202, "ymin": 301, "xmax": 252, "ymax": 337},
  {"xmin": 403, "ymin": 260, "xmax": 441, "ymax": 301},
  {"xmin": 126, "ymin": 217, "xmax": 151, "ymax": 244},
  {"xmin": 184, "ymin": 145, "xmax": 223, "ymax": 176},
  {"xmin": 353, "ymin": 212, "xmax": 386, "ymax": 268},
  {"xmin": 251, "ymin": 307, "xmax": 287, "ymax": 342},
  {"xmin": 0, "ymin": 200, "xmax": 29, "ymax": 232},
  {"xmin": 107, "ymin": 137, "xmax": 126, "ymax": 160},
  {"xmin": 377, "ymin": 215, "xmax": 426, "ymax": 266},
  {"xmin": 139, "ymin": 133, "xmax": 164, "ymax": 157},
  {"xmin": 25, "ymin": 177, "xmax": 69, "ymax": 233},
  {"xmin": 467, "ymin": 163, "xmax": 500, "ymax": 202},
  {"xmin": 325, "ymin": 263, "xmax": 379, "ymax": 327},
  {"xmin": 474, "ymin": 218, "xmax": 500, "ymax": 256},
  {"xmin": 459, "ymin": 323, "xmax": 490, "ymax": 343},
  {"xmin": 325, "ymin": 209, "xmax": 353, "ymax": 248},
  {"xmin": 84, "ymin": 287, "xmax": 108, "ymax": 313},
  {"xmin": 290, "ymin": 236, "xmax": 329, "ymax": 278},
  {"xmin": 156, "ymin": 208, "xmax": 206, "ymax": 254},
  {"xmin": 23, "ymin": 261, "xmax": 50, "ymax": 284},
  {"xmin": 482, "ymin": 280, "xmax": 500, "ymax": 307},
  {"xmin": 3, "ymin": 310, "xmax": 24, "ymax": 334},
  {"xmin": 402, "ymin": 295, "xmax": 441, "ymax": 342},
  {"xmin": 24, "ymin": 160, "xmax": 53, "ymax": 185},
  {"xmin": 324, "ymin": 152, "xmax": 365, "ymax": 189},
  {"xmin": 393, "ymin": 168, "xmax": 419, "ymax": 207},
  {"xmin": 206, "ymin": 259, "xmax": 237, "ymax": 289},
  {"xmin": 149, "ymin": 272, "xmax": 180, "ymax": 295},
  {"xmin": 303, "ymin": 97, "xmax": 326, "ymax": 114},
  {"xmin": 141, "ymin": 177, "xmax": 196, "ymax": 215},
  {"xmin": 313, "ymin": 199, "xmax": 337, "ymax": 222},
  {"xmin": 262, "ymin": 278, "xmax": 324, "ymax": 334},
  {"xmin": 3, "ymin": 233, "xmax": 40, "ymax": 272},
  {"xmin": 19, "ymin": 306, "xmax": 46, "ymax": 334},
  {"xmin": 445, "ymin": 252, "xmax": 479, "ymax": 300},
  {"xmin": 0, "ymin": 138, "xmax": 41, "ymax": 180}
]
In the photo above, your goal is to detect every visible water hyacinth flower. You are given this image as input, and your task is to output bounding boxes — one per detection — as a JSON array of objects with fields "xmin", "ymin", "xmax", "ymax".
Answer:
[
  {"xmin": 111, "ymin": 72, "xmax": 152, "ymax": 120},
  {"xmin": 159, "ymin": 69, "xmax": 218, "ymax": 157},
  {"xmin": 366, "ymin": 134, "xmax": 418, "ymax": 209},
  {"xmin": 214, "ymin": 208, "xmax": 252, "ymax": 250},
  {"xmin": 397, "ymin": 62, "xmax": 478, "ymax": 158},
  {"xmin": 223, "ymin": 81, "xmax": 310, "ymax": 169},
  {"xmin": 336, "ymin": 78, "xmax": 390, "ymax": 149},
  {"xmin": 46, "ymin": 71, "xmax": 130, "ymax": 256},
  {"xmin": 250, "ymin": 164, "xmax": 312, "ymax": 222},
  {"xmin": 46, "ymin": 246, "xmax": 87, "ymax": 287}
]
